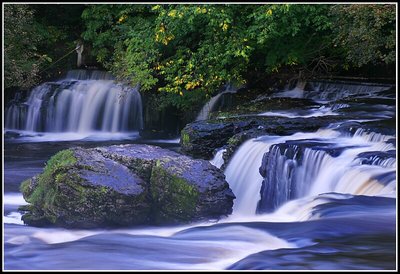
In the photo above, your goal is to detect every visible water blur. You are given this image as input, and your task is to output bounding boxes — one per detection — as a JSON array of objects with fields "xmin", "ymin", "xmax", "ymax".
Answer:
[{"xmin": 4, "ymin": 78, "xmax": 396, "ymax": 270}]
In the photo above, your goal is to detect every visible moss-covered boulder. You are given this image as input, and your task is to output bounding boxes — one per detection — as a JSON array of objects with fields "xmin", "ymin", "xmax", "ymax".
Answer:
[{"xmin": 20, "ymin": 145, "xmax": 234, "ymax": 228}]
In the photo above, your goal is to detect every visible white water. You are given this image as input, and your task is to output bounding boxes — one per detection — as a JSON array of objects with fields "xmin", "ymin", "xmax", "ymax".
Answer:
[
  {"xmin": 224, "ymin": 137, "xmax": 279, "ymax": 215},
  {"xmin": 4, "ymin": 122, "xmax": 395, "ymax": 269},
  {"xmin": 209, "ymin": 148, "xmax": 226, "ymax": 169},
  {"xmin": 274, "ymin": 80, "xmax": 392, "ymax": 101},
  {"xmin": 4, "ymin": 193, "xmax": 29, "ymax": 206},
  {"xmin": 145, "ymin": 138, "xmax": 181, "ymax": 144},
  {"xmin": 306, "ymin": 81, "xmax": 393, "ymax": 101},
  {"xmin": 259, "ymin": 106, "xmax": 338, "ymax": 118},
  {"xmin": 4, "ymin": 191, "xmax": 294, "ymax": 270},
  {"xmin": 5, "ymin": 70, "xmax": 143, "ymax": 135},
  {"xmin": 4, "ymin": 77, "xmax": 396, "ymax": 270},
  {"xmin": 196, "ymin": 86, "xmax": 237, "ymax": 121},
  {"xmin": 4, "ymin": 130, "xmax": 141, "ymax": 142},
  {"xmin": 224, "ymin": 127, "xmax": 396, "ymax": 215}
]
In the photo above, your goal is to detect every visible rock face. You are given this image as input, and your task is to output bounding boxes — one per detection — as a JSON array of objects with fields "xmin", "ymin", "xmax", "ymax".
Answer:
[
  {"xmin": 20, "ymin": 145, "xmax": 235, "ymax": 228},
  {"xmin": 180, "ymin": 115, "xmax": 353, "ymax": 160}
]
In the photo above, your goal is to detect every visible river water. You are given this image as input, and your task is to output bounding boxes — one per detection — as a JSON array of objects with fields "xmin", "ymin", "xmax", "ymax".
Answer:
[{"xmin": 3, "ymin": 77, "xmax": 397, "ymax": 270}]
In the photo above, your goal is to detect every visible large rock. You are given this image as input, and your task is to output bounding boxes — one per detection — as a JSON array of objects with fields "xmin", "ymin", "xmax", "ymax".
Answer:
[{"xmin": 20, "ymin": 145, "xmax": 235, "ymax": 228}]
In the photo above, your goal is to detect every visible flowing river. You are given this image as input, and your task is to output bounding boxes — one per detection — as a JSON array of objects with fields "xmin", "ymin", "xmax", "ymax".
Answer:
[{"xmin": 4, "ymin": 73, "xmax": 396, "ymax": 270}]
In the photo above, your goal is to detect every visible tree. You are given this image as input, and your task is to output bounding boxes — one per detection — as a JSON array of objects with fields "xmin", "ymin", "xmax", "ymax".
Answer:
[
  {"xmin": 331, "ymin": 4, "xmax": 396, "ymax": 67},
  {"xmin": 4, "ymin": 4, "xmax": 46, "ymax": 89},
  {"xmin": 81, "ymin": 4, "xmax": 338, "ymax": 99},
  {"xmin": 81, "ymin": 4, "xmax": 395, "ymax": 113},
  {"xmin": 4, "ymin": 4, "xmax": 87, "ymax": 90}
]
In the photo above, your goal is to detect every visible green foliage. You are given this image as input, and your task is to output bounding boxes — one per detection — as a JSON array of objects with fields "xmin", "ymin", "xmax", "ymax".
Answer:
[
  {"xmin": 20, "ymin": 179, "xmax": 34, "ymax": 197},
  {"xmin": 182, "ymin": 132, "xmax": 190, "ymax": 146},
  {"xmin": 331, "ymin": 4, "xmax": 396, "ymax": 67},
  {"xmin": 4, "ymin": 5, "xmax": 45, "ymax": 89},
  {"xmin": 4, "ymin": 4, "xmax": 86, "ymax": 90},
  {"xmin": 30, "ymin": 4, "xmax": 86, "ymax": 79},
  {"xmin": 79, "ymin": 4, "xmax": 332, "ymax": 113},
  {"xmin": 5, "ymin": 4, "xmax": 395, "ymax": 109},
  {"xmin": 248, "ymin": 4, "xmax": 336, "ymax": 75}
]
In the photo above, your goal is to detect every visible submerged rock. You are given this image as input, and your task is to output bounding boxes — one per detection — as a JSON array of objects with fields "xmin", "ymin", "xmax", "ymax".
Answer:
[{"xmin": 20, "ymin": 145, "xmax": 235, "ymax": 228}]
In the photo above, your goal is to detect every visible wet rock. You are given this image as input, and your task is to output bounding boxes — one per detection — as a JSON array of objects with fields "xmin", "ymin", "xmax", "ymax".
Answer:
[
  {"xmin": 20, "ymin": 145, "xmax": 234, "ymax": 228},
  {"xmin": 209, "ymin": 97, "xmax": 320, "ymax": 119},
  {"xmin": 180, "ymin": 115, "xmax": 352, "ymax": 160},
  {"xmin": 332, "ymin": 118, "xmax": 396, "ymax": 136}
]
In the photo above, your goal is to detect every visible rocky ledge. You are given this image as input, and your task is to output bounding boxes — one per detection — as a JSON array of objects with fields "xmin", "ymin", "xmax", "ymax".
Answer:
[
  {"xmin": 180, "ymin": 115, "xmax": 355, "ymax": 160},
  {"xmin": 20, "ymin": 144, "xmax": 235, "ymax": 228}
]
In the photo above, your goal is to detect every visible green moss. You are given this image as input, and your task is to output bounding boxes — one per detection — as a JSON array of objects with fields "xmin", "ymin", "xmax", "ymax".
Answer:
[
  {"xmin": 181, "ymin": 132, "xmax": 190, "ymax": 146},
  {"xmin": 227, "ymin": 135, "xmax": 241, "ymax": 146},
  {"xmin": 23, "ymin": 149, "xmax": 77, "ymax": 209},
  {"xmin": 46, "ymin": 149, "xmax": 77, "ymax": 171},
  {"xmin": 150, "ymin": 164, "xmax": 199, "ymax": 223},
  {"xmin": 20, "ymin": 178, "xmax": 32, "ymax": 197},
  {"xmin": 99, "ymin": 186, "xmax": 109, "ymax": 194}
]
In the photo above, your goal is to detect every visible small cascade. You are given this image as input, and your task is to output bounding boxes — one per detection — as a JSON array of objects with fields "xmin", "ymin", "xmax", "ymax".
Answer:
[
  {"xmin": 274, "ymin": 80, "xmax": 393, "ymax": 102},
  {"xmin": 355, "ymin": 151, "xmax": 396, "ymax": 168},
  {"xmin": 209, "ymin": 148, "xmax": 226, "ymax": 169},
  {"xmin": 258, "ymin": 106, "xmax": 337, "ymax": 118},
  {"xmin": 5, "ymin": 70, "xmax": 143, "ymax": 134},
  {"xmin": 333, "ymin": 166, "xmax": 396, "ymax": 196},
  {"xmin": 196, "ymin": 85, "xmax": 237, "ymax": 121},
  {"xmin": 305, "ymin": 80, "xmax": 393, "ymax": 101},
  {"xmin": 5, "ymin": 104, "xmax": 26, "ymax": 129},
  {"xmin": 224, "ymin": 138, "xmax": 274, "ymax": 215},
  {"xmin": 224, "ymin": 126, "xmax": 396, "ymax": 216},
  {"xmin": 274, "ymin": 80, "xmax": 307, "ymax": 98},
  {"xmin": 330, "ymin": 103, "xmax": 350, "ymax": 111},
  {"xmin": 65, "ymin": 69, "xmax": 115, "ymax": 80},
  {"xmin": 352, "ymin": 128, "xmax": 393, "ymax": 143},
  {"xmin": 257, "ymin": 144, "xmax": 335, "ymax": 213}
]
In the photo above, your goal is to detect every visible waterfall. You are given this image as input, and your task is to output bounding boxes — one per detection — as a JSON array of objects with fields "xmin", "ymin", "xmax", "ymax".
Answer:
[
  {"xmin": 224, "ymin": 127, "xmax": 396, "ymax": 215},
  {"xmin": 5, "ymin": 104, "xmax": 26, "ymax": 129},
  {"xmin": 65, "ymin": 69, "xmax": 115, "ymax": 81},
  {"xmin": 224, "ymin": 136, "xmax": 282, "ymax": 215},
  {"xmin": 274, "ymin": 80, "xmax": 393, "ymax": 101},
  {"xmin": 5, "ymin": 70, "xmax": 143, "ymax": 134},
  {"xmin": 305, "ymin": 80, "xmax": 393, "ymax": 101},
  {"xmin": 196, "ymin": 85, "xmax": 237, "ymax": 121},
  {"xmin": 257, "ymin": 144, "xmax": 333, "ymax": 212},
  {"xmin": 209, "ymin": 148, "xmax": 226, "ymax": 169}
]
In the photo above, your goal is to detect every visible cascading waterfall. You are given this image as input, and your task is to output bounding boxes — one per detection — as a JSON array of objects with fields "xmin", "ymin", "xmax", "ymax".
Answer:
[
  {"xmin": 216, "ymin": 79, "xmax": 394, "ymax": 218},
  {"xmin": 224, "ymin": 128, "xmax": 396, "ymax": 216},
  {"xmin": 196, "ymin": 85, "xmax": 237, "ymax": 121},
  {"xmin": 4, "ymin": 73, "xmax": 396, "ymax": 270},
  {"xmin": 224, "ymin": 136, "xmax": 283, "ymax": 215},
  {"xmin": 274, "ymin": 80, "xmax": 393, "ymax": 101},
  {"xmin": 305, "ymin": 80, "xmax": 393, "ymax": 101},
  {"xmin": 5, "ymin": 104, "xmax": 26, "ymax": 130},
  {"xmin": 5, "ymin": 70, "xmax": 143, "ymax": 134}
]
